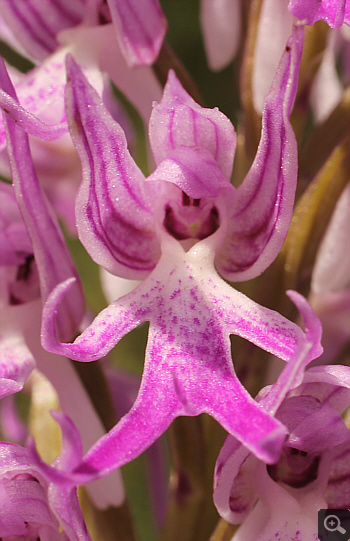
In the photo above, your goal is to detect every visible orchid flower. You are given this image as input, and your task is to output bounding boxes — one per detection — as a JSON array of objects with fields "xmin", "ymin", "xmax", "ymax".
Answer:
[
  {"xmin": 288, "ymin": 0, "xmax": 350, "ymax": 28},
  {"xmin": 35, "ymin": 26, "xmax": 324, "ymax": 487},
  {"xmin": 0, "ymin": 57, "xmax": 124, "ymax": 508},
  {"xmin": 0, "ymin": 411, "xmax": 91, "ymax": 540},
  {"xmin": 214, "ymin": 361, "xmax": 350, "ymax": 540}
]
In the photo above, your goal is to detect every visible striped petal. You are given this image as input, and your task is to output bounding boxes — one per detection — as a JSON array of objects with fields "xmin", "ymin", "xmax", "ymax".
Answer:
[
  {"xmin": 289, "ymin": 0, "xmax": 350, "ymax": 28},
  {"xmin": 149, "ymin": 70, "xmax": 236, "ymax": 180},
  {"xmin": 216, "ymin": 25, "xmax": 303, "ymax": 281},
  {"xmin": 146, "ymin": 146, "xmax": 231, "ymax": 198},
  {"xmin": 106, "ymin": 0, "xmax": 167, "ymax": 66},
  {"xmin": 0, "ymin": 57, "xmax": 84, "ymax": 342},
  {"xmin": 66, "ymin": 55, "xmax": 161, "ymax": 279},
  {"xmin": 0, "ymin": 0, "xmax": 87, "ymax": 60}
]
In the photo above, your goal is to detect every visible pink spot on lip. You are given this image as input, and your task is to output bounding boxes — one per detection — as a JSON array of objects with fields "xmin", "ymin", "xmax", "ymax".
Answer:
[{"xmin": 170, "ymin": 288, "xmax": 181, "ymax": 299}]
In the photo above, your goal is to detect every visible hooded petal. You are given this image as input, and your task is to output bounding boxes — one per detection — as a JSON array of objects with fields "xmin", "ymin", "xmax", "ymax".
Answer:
[
  {"xmin": 200, "ymin": 0, "xmax": 241, "ymax": 71},
  {"xmin": 0, "ymin": 58, "xmax": 84, "ymax": 342},
  {"xmin": 288, "ymin": 0, "xmax": 350, "ymax": 28},
  {"xmin": 0, "ymin": 438, "xmax": 91, "ymax": 540},
  {"xmin": 216, "ymin": 25, "xmax": 303, "ymax": 281},
  {"xmin": 0, "ymin": 442, "xmax": 59, "ymax": 536},
  {"xmin": 147, "ymin": 146, "xmax": 231, "ymax": 198},
  {"xmin": 66, "ymin": 55, "xmax": 161, "ymax": 279},
  {"xmin": 214, "ymin": 438, "xmax": 258, "ymax": 523},
  {"xmin": 106, "ymin": 0, "xmax": 167, "ymax": 67},
  {"xmin": 149, "ymin": 70, "xmax": 236, "ymax": 179},
  {"xmin": 0, "ymin": 0, "xmax": 87, "ymax": 60},
  {"xmin": 229, "ymin": 461, "xmax": 325, "ymax": 540}
]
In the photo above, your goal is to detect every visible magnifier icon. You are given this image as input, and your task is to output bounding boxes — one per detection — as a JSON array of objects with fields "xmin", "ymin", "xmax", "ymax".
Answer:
[{"xmin": 324, "ymin": 514, "xmax": 346, "ymax": 534}]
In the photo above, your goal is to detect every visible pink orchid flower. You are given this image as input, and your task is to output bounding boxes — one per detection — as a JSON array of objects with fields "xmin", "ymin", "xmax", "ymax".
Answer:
[
  {"xmin": 0, "ymin": 411, "xmax": 91, "ymax": 540},
  {"xmin": 33, "ymin": 27, "xmax": 324, "ymax": 488},
  {"xmin": 214, "ymin": 362, "xmax": 350, "ymax": 540}
]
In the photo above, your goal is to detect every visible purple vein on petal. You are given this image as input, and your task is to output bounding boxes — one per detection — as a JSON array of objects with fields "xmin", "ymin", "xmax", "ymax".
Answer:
[
  {"xmin": 0, "ymin": 57, "xmax": 84, "ymax": 342},
  {"xmin": 217, "ymin": 25, "xmax": 304, "ymax": 281},
  {"xmin": 1, "ymin": 0, "xmax": 86, "ymax": 60},
  {"xmin": 106, "ymin": 0, "xmax": 167, "ymax": 66},
  {"xmin": 149, "ymin": 70, "xmax": 236, "ymax": 179},
  {"xmin": 66, "ymin": 55, "xmax": 161, "ymax": 278}
]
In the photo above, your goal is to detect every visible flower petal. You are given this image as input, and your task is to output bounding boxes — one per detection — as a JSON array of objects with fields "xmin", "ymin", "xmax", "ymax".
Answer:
[
  {"xmin": 0, "ymin": 58, "xmax": 85, "ymax": 341},
  {"xmin": 0, "ymin": 0, "xmax": 86, "ymax": 60},
  {"xmin": 326, "ymin": 442, "xmax": 350, "ymax": 508},
  {"xmin": 288, "ymin": 0, "xmax": 350, "ymax": 28},
  {"xmin": 311, "ymin": 183, "xmax": 350, "ymax": 294},
  {"xmin": 0, "ymin": 332, "xmax": 35, "ymax": 399},
  {"xmin": 41, "ymin": 411, "xmax": 92, "ymax": 539},
  {"xmin": 260, "ymin": 290, "xmax": 323, "ymax": 415},
  {"xmin": 106, "ymin": 0, "xmax": 167, "ymax": 66},
  {"xmin": 229, "ymin": 461, "xmax": 325, "ymax": 540},
  {"xmin": 147, "ymin": 146, "xmax": 231, "ymax": 198},
  {"xmin": 216, "ymin": 25, "xmax": 303, "ymax": 281},
  {"xmin": 45, "ymin": 318, "xmax": 286, "ymax": 484},
  {"xmin": 214, "ymin": 440, "xmax": 258, "ymax": 523},
  {"xmin": 0, "ymin": 89, "xmax": 67, "ymax": 150},
  {"xmin": 252, "ymin": 0, "xmax": 294, "ymax": 113},
  {"xmin": 41, "ymin": 243, "xmax": 307, "ymax": 485},
  {"xmin": 66, "ymin": 55, "xmax": 161, "ymax": 279},
  {"xmin": 48, "ymin": 481, "xmax": 92, "ymax": 541},
  {"xmin": 41, "ymin": 277, "xmax": 150, "ymax": 361},
  {"xmin": 0, "ymin": 49, "xmax": 71, "ymax": 152},
  {"xmin": 200, "ymin": 0, "xmax": 241, "ymax": 71},
  {"xmin": 149, "ymin": 70, "xmax": 236, "ymax": 179},
  {"xmin": 287, "ymin": 401, "xmax": 350, "ymax": 452},
  {"xmin": 50, "ymin": 411, "xmax": 83, "ymax": 471}
]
